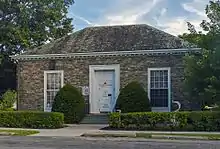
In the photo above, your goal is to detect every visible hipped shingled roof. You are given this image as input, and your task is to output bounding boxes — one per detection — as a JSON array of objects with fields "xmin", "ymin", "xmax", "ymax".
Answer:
[{"xmin": 24, "ymin": 24, "xmax": 196, "ymax": 55}]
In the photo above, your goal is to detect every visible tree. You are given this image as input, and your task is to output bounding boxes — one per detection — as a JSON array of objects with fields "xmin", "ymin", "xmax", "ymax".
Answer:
[
  {"xmin": 0, "ymin": 54, "xmax": 16, "ymax": 96},
  {"xmin": 0, "ymin": 0, "xmax": 74, "ymax": 55},
  {"xmin": 180, "ymin": 1, "xmax": 220, "ymax": 108}
]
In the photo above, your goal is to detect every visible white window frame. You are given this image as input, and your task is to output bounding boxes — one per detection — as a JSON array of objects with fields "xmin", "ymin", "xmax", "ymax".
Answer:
[
  {"xmin": 148, "ymin": 67, "xmax": 171, "ymax": 112},
  {"xmin": 44, "ymin": 70, "xmax": 64, "ymax": 112}
]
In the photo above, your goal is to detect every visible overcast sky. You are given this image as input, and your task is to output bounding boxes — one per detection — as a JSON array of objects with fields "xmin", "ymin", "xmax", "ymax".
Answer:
[{"xmin": 67, "ymin": 0, "xmax": 209, "ymax": 36}]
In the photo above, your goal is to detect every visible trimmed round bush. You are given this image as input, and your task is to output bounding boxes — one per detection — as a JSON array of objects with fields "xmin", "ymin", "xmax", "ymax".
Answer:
[
  {"xmin": 115, "ymin": 81, "xmax": 151, "ymax": 113},
  {"xmin": 52, "ymin": 84, "xmax": 85, "ymax": 124}
]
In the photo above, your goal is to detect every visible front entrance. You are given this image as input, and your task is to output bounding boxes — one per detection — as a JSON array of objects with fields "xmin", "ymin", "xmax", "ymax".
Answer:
[
  {"xmin": 89, "ymin": 65, "xmax": 120, "ymax": 113},
  {"xmin": 95, "ymin": 70, "xmax": 114, "ymax": 113}
]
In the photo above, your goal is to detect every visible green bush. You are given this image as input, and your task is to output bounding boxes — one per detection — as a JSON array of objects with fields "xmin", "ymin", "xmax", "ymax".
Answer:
[
  {"xmin": 0, "ymin": 90, "xmax": 17, "ymax": 110},
  {"xmin": 108, "ymin": 111, "xmax": 220, "ymax": 131},
  {"xmin": 52, "ymin": 84, "xmax": 85, "ymax": 124},
  {"xmin": 0, "ymin": 111, "xmax": 64, "ymax": 129},
  {"xmin": 115, "ymin": 81, "xmax": 151, "ymax": 113}
]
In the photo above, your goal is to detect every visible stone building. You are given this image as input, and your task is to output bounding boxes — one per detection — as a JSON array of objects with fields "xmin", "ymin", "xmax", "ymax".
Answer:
[{"xmin": 11, "ymin": 24, "xmax": 200, "ymax": 113}]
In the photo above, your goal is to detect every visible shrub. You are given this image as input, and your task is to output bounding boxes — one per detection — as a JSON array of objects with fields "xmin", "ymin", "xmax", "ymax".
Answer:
[
  {"xmin": 52, "ymin": 84, "xmax": 85, "ymax": 124},
  {"xmin": 108, "ymin": 111, "xmax": 220, "ymax": 131},
  {"xmin": 0, "ymin": 111, "xmax": 64, "ymax": 129},
  {"xmin": 115, "ymin": 81, "xmax": 151, "ymax": 113},
  {"xmin": 0, "ymin": 90, "xmax": 17, "ymax": 110}
]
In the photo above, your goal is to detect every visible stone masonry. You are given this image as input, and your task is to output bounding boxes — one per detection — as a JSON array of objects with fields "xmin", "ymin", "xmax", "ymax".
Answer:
[{"xmin": 16, "ymin": 54, "xmax": 188, "ymax": 111}]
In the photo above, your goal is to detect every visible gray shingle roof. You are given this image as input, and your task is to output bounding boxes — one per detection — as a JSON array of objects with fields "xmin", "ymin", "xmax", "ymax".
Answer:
[{"xmin": 24, "ymin": 24, "xmax": 196, "ymax": 55}]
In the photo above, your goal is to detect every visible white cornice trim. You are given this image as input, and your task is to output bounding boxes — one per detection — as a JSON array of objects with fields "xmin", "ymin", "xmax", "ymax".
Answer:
[{"xmin": 10, "ymin": 48, "xmax": 201, "ymax": 60}]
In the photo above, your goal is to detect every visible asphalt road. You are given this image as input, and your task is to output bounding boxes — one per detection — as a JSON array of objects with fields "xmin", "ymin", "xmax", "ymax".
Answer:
[{"xmin": 0, "ymin": 136, "xmax": 220, "ymax": 149}]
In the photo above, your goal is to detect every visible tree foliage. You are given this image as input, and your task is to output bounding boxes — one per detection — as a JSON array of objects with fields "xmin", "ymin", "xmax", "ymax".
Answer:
[
  {"xmin": 0, "ymin": 89, "xmax": 17, "ymax": 110},
  {"xmin": 0, "ymin": 0, "xmax": 74, "ymax": 55},
  {"xmin": 180, "ymin": 1, "xmax": 220, "ymax": 107}
]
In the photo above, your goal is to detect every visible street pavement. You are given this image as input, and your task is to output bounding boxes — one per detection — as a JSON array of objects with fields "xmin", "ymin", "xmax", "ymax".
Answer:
[{"xmin": 0, "ymin": 136, "xmax": 219, "ymax": 149}]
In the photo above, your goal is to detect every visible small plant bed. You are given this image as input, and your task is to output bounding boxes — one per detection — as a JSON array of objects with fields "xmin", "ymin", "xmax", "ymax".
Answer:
[
  {"xmin": 0, "ymin": 129, "xmax": 39, "ymax": 136},
  {"xmin": 81, "ymin": 132, "xmax": 220, "ymax": 140}
]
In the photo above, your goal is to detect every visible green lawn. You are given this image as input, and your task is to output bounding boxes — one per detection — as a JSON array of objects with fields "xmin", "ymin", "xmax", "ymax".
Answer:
[{"xmin": 0, "ymin": 129, "xmax": 39, "ymax": 136}]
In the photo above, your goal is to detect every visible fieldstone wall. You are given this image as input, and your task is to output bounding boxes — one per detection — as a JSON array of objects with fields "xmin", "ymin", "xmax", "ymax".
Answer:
[{"xmin": 17, "ymin": 54, "xmax": 189, "ymax": 111}]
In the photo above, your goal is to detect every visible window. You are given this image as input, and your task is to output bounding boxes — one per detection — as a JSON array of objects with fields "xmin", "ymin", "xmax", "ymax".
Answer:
[
  {"xmin": 148, "ymin": 68, "xmax": 170, "ymax": 108},
  {"xmin": 44, "ymin": 70, "xmax": 64, "ymax": 112}
]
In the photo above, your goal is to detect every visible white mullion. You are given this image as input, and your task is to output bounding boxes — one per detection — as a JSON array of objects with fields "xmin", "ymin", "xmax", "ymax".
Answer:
[{"xmin": 53, "ymin": 73, "xmax": 55, "ymax": 91}]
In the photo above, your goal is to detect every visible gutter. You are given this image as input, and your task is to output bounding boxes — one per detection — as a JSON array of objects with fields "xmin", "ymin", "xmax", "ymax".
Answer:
[{"xmin": 10, "ymin": 48, "xmax": 201, "ymax": 60}]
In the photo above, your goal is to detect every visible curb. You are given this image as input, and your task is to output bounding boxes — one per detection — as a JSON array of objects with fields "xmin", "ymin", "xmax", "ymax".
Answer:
[
  {"xmin": 81, "ymin": 132, "xmax": 136, "ymax": 138},
  {"xmin": 151, "ymin": 135, "xmax": 208, "ymax": 140},
  {"xmin": 81, "ymin": 132, "xmax": 217, "ymax": 141}
]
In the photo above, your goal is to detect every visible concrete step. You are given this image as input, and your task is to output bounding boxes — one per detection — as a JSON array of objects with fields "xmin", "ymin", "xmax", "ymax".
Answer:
[{"xmin": 80, "ymin": 114, "xmax": 109, "ymax": 124}]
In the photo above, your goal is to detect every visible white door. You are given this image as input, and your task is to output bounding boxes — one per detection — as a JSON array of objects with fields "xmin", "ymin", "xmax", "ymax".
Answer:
[{"xmin": 94, "ymin": 70, "xmax": 115, "ymax": 113}]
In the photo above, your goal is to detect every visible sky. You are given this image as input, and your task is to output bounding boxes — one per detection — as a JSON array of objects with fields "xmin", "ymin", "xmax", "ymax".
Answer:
[{"xmin": 67, "ymin": 0, "xmax": 210, "ymax": 36}]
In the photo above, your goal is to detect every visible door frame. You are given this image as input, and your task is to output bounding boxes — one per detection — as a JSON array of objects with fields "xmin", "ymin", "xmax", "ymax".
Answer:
[
  {"xmin": 89, "ymin": 65, "xmax": 120, "ymax": 113},
  {"xmin": 147, "ymin": 67, "xmax": 171, "ymax": 112}
]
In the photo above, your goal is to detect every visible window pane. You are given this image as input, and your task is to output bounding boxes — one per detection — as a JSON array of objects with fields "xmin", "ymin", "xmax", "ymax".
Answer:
[
  {"xmin": 150, "ymin": 81, "xmax": 154, "ymax": 88},
  {"xmin": 150, "ymin": 89, "xmax": 168, "ymax": 107},
  {"xmin": 164, "ymin": 71, "xmax": 168, "ymax": 81},
  {"xmin": 164, "ymin": 70, "xmax": 168, "ymax": 76},
  {"xmin": 47, "ymin": 91, "xmax": 58, "ymax": 108},
  {"xmin": 55, "ymin": 74, "xmax": 61, "ymax": 89},
  {"xmin": 155, "ymin": 75, "xmax": 159, "ymax": 81},
  {"xmin": 46, "ymin": 91, "xmax": 52, "ymax": 107},
  {"xmin": 160, "ymin": 81, "xmax": 163, "ymax": 88},
  {"xmin": 164, "ymin": 82, "xmax": 168, "ymax": 88},
  {"xmin": 155, "ymin": 81, "xmax": 159, "ymax": 88},
  {"xmin": 47, "ymin": 74, "xmax": 51, "ymax": 89},
  {"xmin": 160, "ymin": 74, "xmax": 163, "ymax": 82},
  {"xmin": 155, "ymin": 71, "xmax": 160, "ymax": 78}
]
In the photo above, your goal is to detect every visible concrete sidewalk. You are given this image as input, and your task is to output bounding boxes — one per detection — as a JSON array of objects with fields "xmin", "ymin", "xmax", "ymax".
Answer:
[
  {"xmin": 1, "ymin": 125, "xmax": 220, "ymax": 138},
  {"xmin": 0, "ymin": 124, "xmax": 107, "ymax": 137},
  {"xmin": 33, "ymin": 124, "xmax": 108, "ymax": 137}
]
